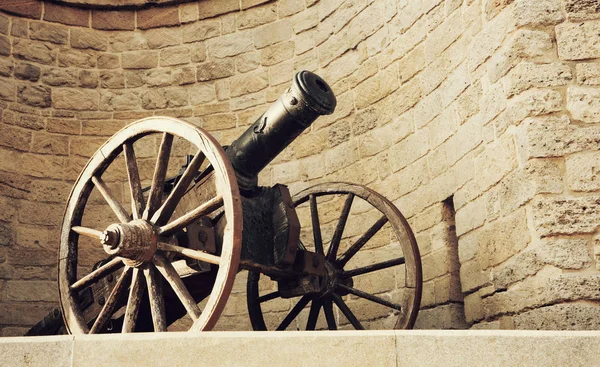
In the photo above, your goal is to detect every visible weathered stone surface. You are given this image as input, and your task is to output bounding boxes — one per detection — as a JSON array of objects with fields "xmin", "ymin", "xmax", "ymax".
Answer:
[
  {"xmin": 198, "ymin": 0, "xmax": 239, "ymax": 19},
  {"xmin": 518, "ymin": 115, "xmax": 600, "ymax": 158},
  {"xmin": 565, "ymin": 0, "xmax": 600, "ymax": 21},
  {"xmin": 97, "ymin": 53, "xmax": 120, "ymax": 69},
  {"xmin": 557, "ymin": 20, "xmax": 600, "ymax": 60},
  {"xmin": 14, "ymin": 63, "xmax": 40, "ymax": 82},
  {"xmin": 99, "ymin": 70, "xmax": 125, "ymax": 89},
  {"xmin": 160, "ymin": 46, "xmax": 190, "ymax": 66},
  {"xmin": 92, "ymin": 9, "xmax": 135, "ymax": 30},
  {"xmin": 137, "ymin": 6, "xmax": 179, "ymax": 30},
  {"xmin": 122, "ymin": 50, "xmax": 159, "ymax": 69},
  {"xmin": 197, "ymin": 59, "xmax": 235, "ymax": 81},
  {"xmin": 41, "ymin": 68, "xmax": 77, "ymax": 87},
  {"xmin": 146, "ymin": 69, "xmax": 172, "ymax": 87},
  {"xmin": 44, "ymin": 2, "xmax": 89, "ymax": 27},
  {"xmin": 29, "ymin": 22, "xmax": 68, "ymax": 44},
  {"xmin": 577, "ymin": 63, "xmax": 600, "ymax": 85},
  {"xmin": 145, "ymin": 27, "xmax": 181, "ymax": 49},
  {"xmin": 515, "ymin": 303, "xmax": 600, "ymax": 330},
  {"xmin": 189, "ymin": 84, "xmax": 216, "ymax": 105},
  {"xmin": 53, "ymin": 89, "xmax": 99, "ymax": 111},
  {"xmin": 0, "ymin": 125, "xmax": 31, "ymax": 151},
  {"xmin": 208, "ymin": 31, "xmax": 254, "ymax": 59},
  {"xmin": 70, "ymin": 28, "xmax": 108, "ymax": 51},
  {"xmin": 13, "ymin": 39, "xmax": 55, "ymax": 65},
  {"xmin": 414, "ymin": 303, "xmax": 468, "ymax": 329},
  {"xmin": 533, "ymin": 196, "xmax": 600, "ymax": 236},
  {"xmin": 254, "ymin": 20, "xmax": 293, "ymax": 48},
  {"xmin": 502, "ymin": 62, "xmax": 571, "ymax": 97},
  {"xmin": 513, "ymin": 0, "xmax": 564, "ymax": 27},
  {"xmin": 17, "ymin": 85, "xmax": 51, "ymax": 108},
  {"xmin": 567, "ymin": 86, "xmax": 600, "ymax": 123},
  {"xmin": 230, "ymin": 70, "xmax": 268, "ymax": 97},
  {"xmin": 237, "ymin": 3, "xmax": 277, "ymax": 30},
  {"xmin": 100, "ymin": 90, "xmax": 141, "ymax": 111},
  {"xmin": 566, "ymin": 150, "xmax": 600, "ymax": 191},
  {"xmin": 5, "ymin": 280, "xmax": 57, "ymax": 302},
  {"xmin": 141, "ymin": 89, "xmax": 188, "ymax": 109},
  {"xmin": 182, "ymin": 21, "xmax": 220, "ymax": 44}
]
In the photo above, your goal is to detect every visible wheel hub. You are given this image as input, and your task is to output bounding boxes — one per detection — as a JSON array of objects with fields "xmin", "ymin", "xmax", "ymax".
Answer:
[
  {"xmin": 318, "ymin": 261, "xmax": 352, "ymax": 297},
  {"xmin": 101, "ymin": 219, "xmax": 157, "ymax": 267}
]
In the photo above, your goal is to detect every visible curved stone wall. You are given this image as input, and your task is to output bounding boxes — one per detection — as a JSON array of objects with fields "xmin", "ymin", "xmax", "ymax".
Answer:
[{"xmin": 0, "ymin": 0, "xmax": 599, "ymax": 335}]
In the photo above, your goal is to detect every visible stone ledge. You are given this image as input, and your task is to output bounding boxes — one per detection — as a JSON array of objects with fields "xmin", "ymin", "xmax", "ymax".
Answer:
[{"xmin": 1, "ymin": 330, "xmax": 600, "ymax": 366}]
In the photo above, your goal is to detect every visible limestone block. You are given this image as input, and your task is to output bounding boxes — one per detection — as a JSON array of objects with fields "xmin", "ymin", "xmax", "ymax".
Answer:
[
  {"xmin": 198, "ymin": 0, "xmax": 239, "ymax": 19},
  {"xmin": 0, "ymin": 76, "xmax": 15, "ymax": 101},
  {"xmin": 261, "ymin": 41, "xmax": 295, "ymax": 66},
  {"xmin": 99, "ymin": 90, "xmax": 141, "ymax": 111},
  {"xmin": 5, "ymin": 280, "xmax": 57, "ymax": 302},
  {"xmin": 54, "ymin": 89, "xmax": 99, "ymax": 111},
  {"xmin": 515, "ymin": 303, "xmax": 600, "ymax": 330},
  {"xmin": 122, "ymin": 50, "xmax": 159, "ymax": 69},
  {"xmin": 14, "ymin": 63, "xmax": 40, "ymax": 82},
  {"xmin": 197, "ymin": 60, "xmax": 235, "ymax": 81},
  {"xmin": 44, "ymin": 2, "xmax": 89, "ymax": 27},
  {"xmin": 557, "ymin": 20, "xmax": 600, "ymax": 60},
  {"xmin": 513, "ymin": 0, "xmax": 564, "ymax": 27},
  {"xmin": 182, "ymin": 21, "xmax": 220, "ymax": 44},
  {"xmin": 291, "ymin": 6, "xmax": 318, "ymax": 34},
  {"xmin": 324, "ymin": 140, "xmax": 359, "ymax": 174},
  {"xmin": 99, "ymin": 70, "xmax": 125, "ymax": 89},
  {"xmin": 207, "ymin": 31, "xmax": 254, "ymax": 59},
  {"xmin": 0, "ymin": 58, "xmax": 13, "ymax": 77},
  {"xmin": 414, "ymin": 303, "xmax": 468, "ymax": 329},
  {"xmin": 502, "ymin": 62, "xmax": 571, "ymax": 97},
  {"xmin": 13, "ymin": 39, "xmax": 55, "ymax": 65},
  {"xmin": 58, "ymin": 49, "xmax": 96, "ymax": 68},
  {"xmin": 29, "ymin": 22, "xmax": 68, "ymax": 45},
  {"xmin": 541, "ymin": 274, "xmax": 600, "ymax": 303},
  {"xmin": 237, "ymin": 3, "xmax": 277, "ymax": 29},
  {"xmin": 172, "ymin": 66, "xmax": 196, "ymax": 86},
  {"xmin": 0, "ymin": 125, "xmax": 32, "ymax": 151},
  {"xmin": 70, "ymin": 28, "xmax": 108, "ymax": 51},
  {"xmin": 144, "ymin": 27, "xmax": 181, "ymax": 49},
  {"xmin": 146, "ymin": 69, "xmax": 172, "ymax": 87},
  {"xmin": 517, "ymin": 115, "xmax": 600, "ymax": 159},
  {"xmin": 141, "ymin": 89, "xmax": 188, "ymax": 109},
  {"xmin": 464, "ymin": 291, "xmax": 484, "ymax": 323},
  {"xmin": 109, "ymin": 32, "xmax": 148, "ymax": 52},
  {"xmin": 505, "ymin": 88, "xmax": 562, "ymax": 125},
  {"xmin": 92, "ymin": 10, "xmax": 135, "ymax": 31},
  {"xmin": 389, "ymin": 128, "xmax": 429, "ymax": 173},
  {"xmin": 564, "ymin": 0, "xmax": 600, "ymax": 21},
  {"xmin": 179, "ymin": 2, "xmax": 199, "ymax": 23},
  {"xmin": 532, "ymin": 196, "xmax": 600, "ymax": 236},
  {"xmin": 17, "ymin": 85, "xmax": 51, "ymax": 108},
  {"xmin": 254, "ymin": 20, "xmax": 292, "ymax": 49},
  {"xmin": 137, "ymin": 7, "xmax": 179, "ymax": 30},
  {"xmin": 460, "ymin": 258, "xmax": 489, "ymax": 293},
  {"xmin": 576, "ymin": 63, "xmax": 600, "ymax": 85},
  {"xmin": 31, "ymin": 132, "xmax": 69, "ymax": 156},
  {"xmin": 566, "ymin": 150, "xmax": 600, "ymax": 191},
  {"xmin": 567, "ymin": 86, "xmax": 600, "ymax": 123},
  {"xmin": 41, "ymin": 68, "xmax": 78, "ymax": 87},
  {"xmin": 189, "ymin": 84, "xmax": 216, "ymax": 105},
  {"xmin": 455, "ymin": 196, "xmax": 486, "ymax": 237},
  {"xmin": 190, "ymin": 43, "xmax": 207, "ymax": 63},
  {"xmin": 160, "ymin": 46, "xmax": 190, "ymax": 66}
]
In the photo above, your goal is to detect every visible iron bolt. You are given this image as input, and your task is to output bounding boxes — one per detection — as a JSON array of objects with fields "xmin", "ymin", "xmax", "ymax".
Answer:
[
  {"xmin": 290, "ymin": 97, "xmax": 298, "ymax": 105},
  {"xmin": 107, "ymin": 274, "xmax": 113, "ymax": 282},
  {"xmin": 98, "ymin": 296, "xmax": 106, "ymax": 306},
  {"xmin": 197, "ymin": 231, "xmax": 208, "ymax": 243}
]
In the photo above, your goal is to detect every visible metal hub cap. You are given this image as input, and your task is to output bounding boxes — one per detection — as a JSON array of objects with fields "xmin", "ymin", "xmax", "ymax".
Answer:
[{"xmin": 101, "ymin": 219, "xmax": 157, "ymax": 267}]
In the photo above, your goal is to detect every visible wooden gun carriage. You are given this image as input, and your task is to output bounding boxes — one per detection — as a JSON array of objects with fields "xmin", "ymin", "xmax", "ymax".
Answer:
[{"xmin": 28, "ymin": 71, "xmax": 422, "ymax": 335}]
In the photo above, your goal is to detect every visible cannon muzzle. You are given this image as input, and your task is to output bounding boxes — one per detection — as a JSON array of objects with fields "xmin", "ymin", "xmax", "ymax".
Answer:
[{"xmin": 226, "ymin": 70, "xmax": 336, "ymax": 190}]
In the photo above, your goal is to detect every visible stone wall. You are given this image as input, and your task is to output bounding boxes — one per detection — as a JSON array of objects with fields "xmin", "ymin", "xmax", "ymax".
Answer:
[{"xmin": 0, "ymin": 0, "xmax": 599, "ymax": 335}]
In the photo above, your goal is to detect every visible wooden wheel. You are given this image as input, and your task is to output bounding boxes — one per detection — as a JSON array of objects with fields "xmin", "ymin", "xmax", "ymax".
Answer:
[
  {"xmin": 247, "ymin": 182, "xmax": 421, "ymax": 330},
  {"xmin": 58, "ymin": 116, "xmax": 242, "ymax": 334}
]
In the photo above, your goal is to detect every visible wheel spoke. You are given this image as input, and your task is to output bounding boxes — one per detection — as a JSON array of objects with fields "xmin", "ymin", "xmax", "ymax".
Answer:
[
  {"xmin": 276, "ymin": 295, "xmax": 310, "ymax": 331},
  {"xmin": 143, "ymin": 264, "xmax": 167, "ymax": 332},
  {"xmin": 339, "ymin": 257, "xmax": 405, "ymax": 279},
  {"xmin": 154, "ymin": 254, "xmax": 202, "ymax": 321},
  {"xmin": 337, "ymin": 215, "xmax": 388, "ymax": 267},
  {"xmin": 309, "ymin": 194, "xmax": 324, "ymax": 255},
  {"xmin": 337, "ymin": 283, "xmax": 401, "ymax": 311},
  {"xmin": 323, "ymin": 298, "xmax": 337, "ymax": 330},
  {"xmin": 71, "ymin": 226, "xmax": 103, "ymax": 241},
  {"xmin": 158, "ymin": 195, "xmax": 223, "ymax": 236},
  {"xmin": 91, "ymin": 176, "xmax": 130, "ymax": 224},
  {"xmin": 151, "ymin": 150, "xmax": 206, "ymax": 225},
  {"xmin": 326, "ymin": 194, "xmax": 354, "ymax": 261},
  {"xmin": 305, "ymin": 300, "xmax": 321, "ymax": 330},
  {"xmin": 157, "ymin": 242, "xmax": 221, "ymax": 265},
  {"xmin": 90, "ymin": 267, "xmax": 132, "ymax": 334},
  {"xmin": 122, "ymin": 268, "xmax": 144, "ymax": 333},
  {"xmin": 258, "ymin": 291, "xmax": 280, "ymax": 303},
  {"xmin": 331, "ymin": 293, "xmax": 364, "ymax": 330},
  {"xmin": 143, "ymin": 133, "xmax": 173, "ymax": 221},
  {"xmin": 70, "ymin": 257, "xmax": 123, "ymax": 292},
  {"xmin": 123, "ymin": 142, "xmax": 145, "ymax": 220}
]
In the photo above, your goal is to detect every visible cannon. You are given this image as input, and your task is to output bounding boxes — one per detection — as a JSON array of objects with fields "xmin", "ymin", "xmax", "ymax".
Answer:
[{"xmin": 29, "ymin": 71, "xmax": 422, "ymax": 335}]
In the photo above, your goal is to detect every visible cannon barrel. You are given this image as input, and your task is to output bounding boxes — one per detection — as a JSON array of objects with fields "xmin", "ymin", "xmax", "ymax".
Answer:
[{"xmin": 225, "ymin": 70, "xmax": 336, "ymax": 190}]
